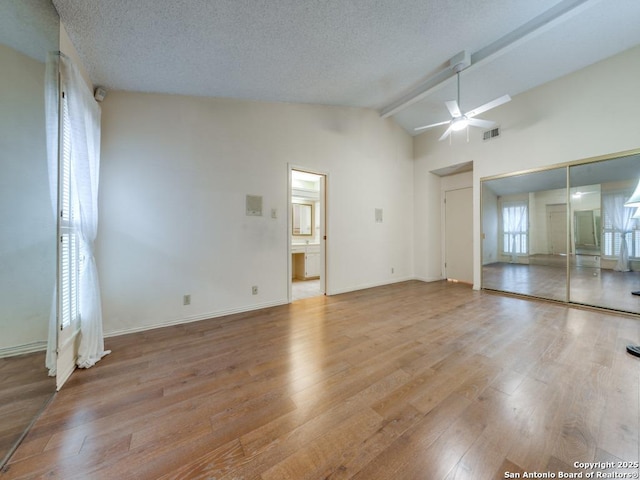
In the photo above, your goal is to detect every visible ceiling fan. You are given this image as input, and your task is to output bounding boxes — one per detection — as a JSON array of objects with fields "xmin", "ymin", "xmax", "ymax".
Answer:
[{"xmin": 415, "ymin": 71, "xmax": 511, "ymax": 141}]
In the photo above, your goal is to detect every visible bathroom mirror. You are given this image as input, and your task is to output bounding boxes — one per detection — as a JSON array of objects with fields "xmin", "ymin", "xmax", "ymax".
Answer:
[
  {"xmin": 0, "ymin": 0, "xmax": 59, "ymax": 467},
  {"xmin": 292, "ymin": 203, "xmax": 313, "ymax": 236}
]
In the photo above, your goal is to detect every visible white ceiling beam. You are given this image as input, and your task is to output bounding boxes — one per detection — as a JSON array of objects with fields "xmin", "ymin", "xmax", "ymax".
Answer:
[{"xmin": 379, "ymin": 0, "xmax": 593, "ymax": 119}]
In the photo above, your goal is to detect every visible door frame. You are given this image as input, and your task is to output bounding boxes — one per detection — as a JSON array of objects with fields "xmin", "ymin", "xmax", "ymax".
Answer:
[{"xmin": 288, "ymin": 164, "xmax": 329, "ymax": 303}]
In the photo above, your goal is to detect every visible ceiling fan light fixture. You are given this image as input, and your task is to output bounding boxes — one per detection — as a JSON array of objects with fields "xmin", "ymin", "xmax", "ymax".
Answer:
[
  {"xmin": 624, "ymin": 179, "xmax": 640, "ymax": 207},
  {"xmin": 451, "ymin": 116, "xmax": 469, "ymax": 131}
]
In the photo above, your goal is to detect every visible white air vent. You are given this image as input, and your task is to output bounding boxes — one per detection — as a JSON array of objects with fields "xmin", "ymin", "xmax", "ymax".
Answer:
[{"xmin": 483, "ymin": 127, "xmax": 501, "ymax": 141}]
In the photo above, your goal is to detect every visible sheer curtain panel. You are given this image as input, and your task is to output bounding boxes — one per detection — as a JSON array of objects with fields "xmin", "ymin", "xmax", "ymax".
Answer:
[
  {"xmin": 59, "ymin": 54, "xmax": 110, "ymax": 368},
  {"xmin": 602, "ymin": 190, "xmax": 636, "ymax": 272},
  {"xmin": 503, "ymin": 201, "xmax": 528, "ymax": 263},
  {"xmin": 45, "ymin": 52, "xmax": 59, "ymax": 376}
]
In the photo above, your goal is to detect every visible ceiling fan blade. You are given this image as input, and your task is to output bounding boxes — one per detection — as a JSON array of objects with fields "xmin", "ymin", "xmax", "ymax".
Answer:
[
  {"xmin": 467, "ymin": 118, "xmax": 496, "ymax": 129},
  {"xmin": 445, "ymin": 100, "xmax": 461, "ymax": 118},
  {"xmin": 438, "ymin": 125, "xmax": 453, "ymax": 141},
  {"xmin": 465, "ymin": 94, "xmax": 511, "ymax": 118},
  {"xmin": 414, "ymin": 120, "xmax": 450, "ymax": 132}
]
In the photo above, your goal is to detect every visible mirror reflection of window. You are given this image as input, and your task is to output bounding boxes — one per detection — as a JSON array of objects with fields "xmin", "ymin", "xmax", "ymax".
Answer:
[{"xmin": 502, "ymin": 201, "xmax": 528, "ymax": 260}]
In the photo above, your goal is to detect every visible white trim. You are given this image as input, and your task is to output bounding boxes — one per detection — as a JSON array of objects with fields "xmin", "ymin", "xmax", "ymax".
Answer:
[
  {"xmin": 104, "ymin": 299, "xmax": 288, "ymax": 338},
  {"xmin": 58, "ymin": 326, "xmax": 80, "ymax": 353},
  {"xmin": 56, "ymin": 356, "xmax": 76, "ymax": 391},
  {"xmin": 328, "ymin": 276, "xmax": 419, "ymax": 296},
  {"xmin": 413, "ymin": 276, "xmax": 446, "ymax": 283},
  {"xmin": 0, "ymin": 341, "xmax": 47, "ymax": 359}
]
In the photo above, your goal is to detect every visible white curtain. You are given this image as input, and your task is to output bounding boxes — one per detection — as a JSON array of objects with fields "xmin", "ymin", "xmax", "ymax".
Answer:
[
  {"xmin": 603, "ymin": 190, "xmax": 636, "ymax": 272},
  {"xmin": 45, "ymin": 52, "xmax": 60, "ymax": 376},
  {"xmin": 503, "ymin": 202, "xmax": 528, "ymax": 263},
  {"xmin": 59, "ymin": 54, "xmax": 110, "ymax": 368}
]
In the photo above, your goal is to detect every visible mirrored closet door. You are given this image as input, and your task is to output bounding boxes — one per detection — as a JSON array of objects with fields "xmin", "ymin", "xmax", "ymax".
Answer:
[
  {"xmin": 0, "ymin": 0, "xmax": 60, "ymax": 467},
  {"xmin": 482, "ymin": 167, "xmax": 569, "ymax": 302},
  {"xmin": 568, "ymin": 155, "xmax": 640, "ymax": 314},
  {"xmin": 482, "ymin": 151, "xmax": 640, "ymax": 315}
]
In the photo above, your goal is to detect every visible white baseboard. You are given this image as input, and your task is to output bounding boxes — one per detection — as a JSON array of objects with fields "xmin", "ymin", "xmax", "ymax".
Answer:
[
  {"xmin": 105, "ymin": 299, "xmax": 289, "ymax": 338},
  {"xmin": 0, "ymin": 341, "xmax": 47, "ymax": 359},
  {"xmin": 412, "ymin": 275, "xmax": 445, "ymax": 283},
  {"xmin": 104, "ymin": 278, "xmax": 450, "ymax": 339},
  {"xmin": 328, "ymin": 275, "xmax": 423, "ymax": 296}
]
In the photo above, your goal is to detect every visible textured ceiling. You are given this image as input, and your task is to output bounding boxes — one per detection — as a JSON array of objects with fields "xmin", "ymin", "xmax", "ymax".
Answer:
[{"xmin": 51, "ymin": 0, "xmax": 640, "ymax": 134}]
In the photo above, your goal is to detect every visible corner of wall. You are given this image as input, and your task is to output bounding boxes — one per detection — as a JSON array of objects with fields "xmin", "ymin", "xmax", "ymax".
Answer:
[{"xmin": 59, "ymin": 23, "xmax": 93, "ymax": 92}]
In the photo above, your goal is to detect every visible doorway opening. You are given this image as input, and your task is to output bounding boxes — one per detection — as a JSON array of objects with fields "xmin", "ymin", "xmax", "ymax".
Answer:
[{"xmin": 289, "ymin": 168, "xmax": 327, "ymax": 301}]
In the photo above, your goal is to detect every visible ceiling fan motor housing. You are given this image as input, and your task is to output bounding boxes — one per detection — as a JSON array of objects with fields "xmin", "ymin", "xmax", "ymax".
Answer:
[{"xmin": 449, "ymin": 50, "xmax": 471, "ymax": 73}]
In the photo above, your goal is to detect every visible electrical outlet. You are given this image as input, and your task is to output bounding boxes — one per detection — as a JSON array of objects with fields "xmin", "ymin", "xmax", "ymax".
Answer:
[
  {"xmin": 252, "ymin": 286, "xmax": 258, "ymax": 295},
  {"xmin": 183, "ymin": 294, "xmax": 191, "ymax": 306}
]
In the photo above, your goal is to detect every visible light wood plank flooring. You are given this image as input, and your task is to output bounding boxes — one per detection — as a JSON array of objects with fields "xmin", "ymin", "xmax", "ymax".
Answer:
[
  {"xmin": 2, "ymin": 280, "xmax": 639, "ymax": 479},
  {"xmin": 0, "ymin": 353, "xmax": 54, "ymax": 468}
]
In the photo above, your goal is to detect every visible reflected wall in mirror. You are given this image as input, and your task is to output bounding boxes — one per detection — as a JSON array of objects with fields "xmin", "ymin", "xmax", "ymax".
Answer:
[
  {"xmin": 292, "ymin": 203, "xmax": 313, "ymax": 236},
  {"xmin": 482, "ymin": 167, "xmax": 568, "ymax": 302},
  {"xmin": 482, "ymin": 152, "xmax": 640, "ymax": 315},
  {"xmin": 0, "ymin": 0, "xmax": 59, "ymax": 467},
  {"xmin": 569, "ymin": 154, "xmax": 640, "ymax": 314}
]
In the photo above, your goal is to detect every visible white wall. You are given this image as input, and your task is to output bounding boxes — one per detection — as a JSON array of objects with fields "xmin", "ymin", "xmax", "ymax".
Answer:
[
  {"xmin": 98, "ymin": 94, "xmax": 414, "ymax": 335},
  {"xmin": 0, "ymin": 44, "xmax": 54, "ymax": 353},
  {"xmin": 413, "ymin": 161, "xmax": 442, "ymax": 282},
  {"xmin": 414, "ymin": 44, "xmax": 640, "ymax": 289}
]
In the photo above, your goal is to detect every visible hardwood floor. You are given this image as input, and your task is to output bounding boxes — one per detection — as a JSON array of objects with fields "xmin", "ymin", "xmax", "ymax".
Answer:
[
  {"xmin": 2, "ymin": 280, "xmax": 639, "ymax": 479},
  {"xmin": 0, "ymin": 353, "xmax": 54, "ymax": 468}
]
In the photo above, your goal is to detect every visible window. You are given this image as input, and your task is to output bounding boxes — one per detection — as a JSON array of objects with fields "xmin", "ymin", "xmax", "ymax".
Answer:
[
  {"xmin": 602, "ymin": 217, "xmax": 640, "ymax": 259},
  {"xmin": 502, "ymin": 201, "xmax": 528, "ymax": 255},
  {"xmin": 59, "ymin": 91, "xmax": 80, "ymax": 330},
  {"xmin": 602, "ymin": 190, "xmax": 639, "ymax": 259}
]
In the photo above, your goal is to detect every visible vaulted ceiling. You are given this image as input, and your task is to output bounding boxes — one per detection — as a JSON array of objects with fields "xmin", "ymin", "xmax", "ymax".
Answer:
[{"xmin": 52, "ymin": 0, "xmax": 640, "ymax": 134}]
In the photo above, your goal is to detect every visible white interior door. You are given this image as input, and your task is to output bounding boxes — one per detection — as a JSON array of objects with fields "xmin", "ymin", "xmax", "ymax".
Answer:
[
  {"xmin": 547, "ymin": 204, "xmax": 567, "ymax": 255},
  {"xmin": 445, "ymin": 187, "xmax": 473, "ymax": 284},
  {"xmin": 319, "ymin": 174, "xmax": 326, "ymax": 294}
]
